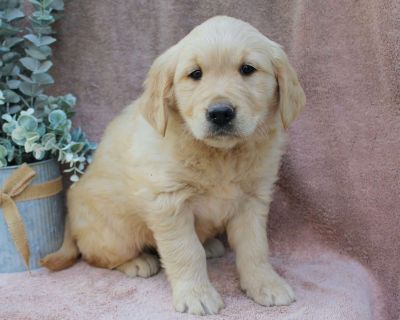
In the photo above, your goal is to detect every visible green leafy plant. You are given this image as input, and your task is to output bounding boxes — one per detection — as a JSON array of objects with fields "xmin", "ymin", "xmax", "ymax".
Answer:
[{"xmin": 0, "ymin": 0, "xmax": 95, "ymax": 181}]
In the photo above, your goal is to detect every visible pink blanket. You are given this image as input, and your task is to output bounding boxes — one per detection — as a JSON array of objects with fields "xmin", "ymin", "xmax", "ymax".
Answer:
[
  {"xmin": 2, "ymin": 1, "xmax": 398, "ymax": 319},
  {"xmin": 0, "ymin": 248, "xmax": 382, "ymax": 320}
]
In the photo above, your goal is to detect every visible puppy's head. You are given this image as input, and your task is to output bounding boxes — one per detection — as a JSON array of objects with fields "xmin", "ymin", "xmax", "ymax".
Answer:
[{"xmin": 141, "ymin": 16, "xmax": 305, "ymax": 148}]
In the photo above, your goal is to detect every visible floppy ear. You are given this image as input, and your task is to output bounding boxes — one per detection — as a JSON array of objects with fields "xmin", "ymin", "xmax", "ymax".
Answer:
[
  {"xmin": 140, "ymin": 45, "xmax": 179, "ymax": 136},
  {"xmin": 272, "ymin": 46, "xmax": 306, "ymax": 129}
]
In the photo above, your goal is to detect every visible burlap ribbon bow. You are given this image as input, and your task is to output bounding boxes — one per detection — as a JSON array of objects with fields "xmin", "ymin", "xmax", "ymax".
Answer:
[{"xmin": 0, "ymin": 163, "xmax": 63, "ymax": 271}]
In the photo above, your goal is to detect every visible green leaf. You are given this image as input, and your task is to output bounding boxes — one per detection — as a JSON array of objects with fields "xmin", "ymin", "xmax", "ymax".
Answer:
[
  {"xmin": 0, "ymin": 139, "xmax": 16, "ymax": 163},
  {"xmin": 20, "ymin": 57, "xmax": 40, "ymax": 72},
  {"xmin": 29, "ymin": 0, "xmax": 42, "ymax": 6},
  {"xmin": 25, "ymin": 47, "xmax": 49, "ymax": 60},
  {"xmin": 70, "ymin": 143, "xmax": 84, "ymax": 153},
  {"xmin": 0, "ymin": 145, "xmax": 7, "ymax": 158},
  {"xmin": 19, "ymin": 82, "xmax": 41, "ymax": 96},
  {"xmin": 71, "ymin": 127, "xmax": 82, "ymax": 140},
  {"xmin": 2, "ymin": 114, "xmax": 13, "ymax": 122},
  {"xmin": 24, "ymin": 140, "xmax": 35, "ymax": 153},
  {"xmin": 34, "ymin": 60, "xmax": 52, "ymax": 74},
  {"xmin": 32, "ymin": 73, "xmax": 54, "ymax": 84},
  {"xmin": 18, "ymin": 115, "xmax": 38, "ymax": 131},
  {"xmin": 39, "ymin": 45, "xmax": 52, "ymax": 56},
  {"xmin": 3, "ymin": 89, "xmax": 20, "ymax": 103},
  {"xmin": 3, "ymin": 8, "xmax": 24, "ymax": 22},
  {"xmin": 30, "ymin": 25, "xmax": 53, "ymax": 35},
  {"xmin": 3, "ymin": 52, "xmax": 19, "ymax": 63},
  {"xmin": 50, "ymin": 0, "xmax": 64, "ymax": 10},
  {"xmin": 6, "ymin": 79, "xmax": 20, "ymax": 89},
  {"xmin": 42, "ymin": 133, "xmax": 56, "ymax": 150},
  {"xmin": 42, "ymin": 133, "xmax": 55, "ymax": 143},
  {"xmin": 1, "ymin": 63, "xmax": 15, "ymax": 76},
  {"xmin": 0, "ymin": 21, "xmax": 20, "ymax": 36},
  {"xmin": 24, "ymin": 35, "xmax": 56, "ymax": 46},
  {"xmin": 19, "ymin": 74, "xmax": 34, "ymax": 83},
  {"xmin": 25, "ymin": 131, "xmax": 40, "ymax": 142},
  {"xmin": 21, "ymin": 108, "xmax": 34, "ymax": 116},
  {"xmin": 42, "ymin": 0, "xmax": 54, "ymax": 8},
  {"xmin": 39, "ymin": 36, "xmax": 56, "ymax": 46},
  {"xmin": 65, "ymin": 119, "xmax": 72, "ymax": 130},
  {"xmin": 2, "ymin": 122, "xmax": 16, "ymax": 134},
  {"xmin": 32, "ymin": 10, "xmax": 54, "ymax": 23},
  {"xmin": 6, "ymin": 146, "xmax": 14, "ymax": 162},
  {"xmin": 4, "ymin": 37, "xmax": 23, "ymax": 48},
  {"xmin": 65, "ymin": 153, "xmax": 73, "ymax": 162},
  {"xmin": 24, "ymin": 34, "xmax": 41, "ymax": 46},
  {"xmin": 36, "ymin": 123, "xmax": 46, "ymax": 136},
  {"xmin": 32, "ymin": 144, "xmax": 46, "ymax": 160},
  {"xmin": 64, "ymin": 132, "xmax": 72, "ymax": 143},
  {"xmin": 0, "ymin": 158, "xmax": 7, "ymax": 168},
  {"xmin": 48, "ymin": 109, "xmax": 67, "ymax": 126},
  {"xmin": 60, "ymin": 94, "xmax": 77, "ymax": 108},
  {"xmin": 11, "ymin": 126, "xmax": 27, "ymax": 145},
  {"xmin": 8, "ymin": 105, "xmax": 21, "ymax": 114},
  {"xmin": 0, "ymin": 46, "xmax": 9, "ymax": 54},
  {"xmin": 11, "ymin": 65, "xmax": 20, "ymax": 76},
  {"xmin": 34, "ymin": 94, "xmax": 48, "ymax": 106}
]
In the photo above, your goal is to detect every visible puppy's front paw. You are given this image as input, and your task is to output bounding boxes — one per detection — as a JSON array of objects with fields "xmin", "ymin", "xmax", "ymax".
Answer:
[
  {"xmin": 242, "ymin": 267, "xmax": 295, "ymax": 307},
  {"xmin": 173, "ymin": 281, "xmax": 224, "ymax": 315}
]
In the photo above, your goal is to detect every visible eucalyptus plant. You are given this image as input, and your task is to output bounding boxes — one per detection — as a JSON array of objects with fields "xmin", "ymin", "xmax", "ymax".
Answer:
[{"xmin": 0, "ymin": 0, "xmax": 95, "ymax": 181}]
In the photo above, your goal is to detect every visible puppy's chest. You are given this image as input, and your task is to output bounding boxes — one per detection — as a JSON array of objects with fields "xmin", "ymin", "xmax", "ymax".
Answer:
[
  {"xmin": 184, "ymin": 155, "xmax": 260, "ymax": 224},
  {"xmin": 189, "ymin": 182, "xmax": 243, "ymax": 233},
  {"xmin": 186, "ymin": 155, "xmax": 253, "ymax": 196}
]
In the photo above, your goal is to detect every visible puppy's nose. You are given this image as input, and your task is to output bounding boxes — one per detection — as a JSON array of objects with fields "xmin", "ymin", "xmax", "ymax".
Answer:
[{"xmin": 206, "ymin": 103, "xmax": 235, "ymax": 126}]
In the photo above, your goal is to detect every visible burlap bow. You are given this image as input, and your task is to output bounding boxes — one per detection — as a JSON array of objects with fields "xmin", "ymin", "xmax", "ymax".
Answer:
[{"xmin": 0, "ymin": 163, "xmax": 63, "ymax": 271}]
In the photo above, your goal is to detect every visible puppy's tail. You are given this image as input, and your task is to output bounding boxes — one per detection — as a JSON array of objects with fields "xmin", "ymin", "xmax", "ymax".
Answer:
[{"xmin": 40, "ymin": 214, "xmax": 79, "ymax": 271}]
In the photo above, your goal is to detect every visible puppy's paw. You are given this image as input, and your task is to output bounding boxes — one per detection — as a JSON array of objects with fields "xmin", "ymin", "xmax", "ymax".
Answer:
[
  {"xmin": 204, "ymin": 238, "xmax": 225, "ymax": 259},
  {"xmin": 117, "ymin": 253, "xmax": 160, "ymax": 278},
  {"xmin": 242, "ymin": 267, "xmax": 295, "ymax": 306},
  {"xmin": 173, "ymin": 281, "xmax": 224, "ymax": 315}
]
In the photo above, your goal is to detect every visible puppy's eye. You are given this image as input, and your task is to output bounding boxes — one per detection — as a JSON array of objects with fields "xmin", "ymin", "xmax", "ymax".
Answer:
[
  {"xmin": 189, "ymin": 69, "xmax": 202, "ymax": 80},
  {"xmin": 240, "ymin": 64, "xmax": 256, "ymax": 76}
]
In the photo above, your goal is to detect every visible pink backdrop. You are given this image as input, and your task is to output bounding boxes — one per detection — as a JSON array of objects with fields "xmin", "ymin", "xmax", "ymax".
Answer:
[{"xmin": 10, "ymin": 1, "xmax": 396, "ymax": 319}]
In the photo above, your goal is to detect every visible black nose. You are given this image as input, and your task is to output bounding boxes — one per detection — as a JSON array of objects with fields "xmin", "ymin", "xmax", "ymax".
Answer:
[{"xmin": 206, "ymin": 103, "xmax": 235, "ymax": 126}]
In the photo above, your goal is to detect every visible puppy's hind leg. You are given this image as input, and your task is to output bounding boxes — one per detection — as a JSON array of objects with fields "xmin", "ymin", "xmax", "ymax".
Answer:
[{"xmin": 116, "ymin": 252, "xmax": 160, "ymax": 278}]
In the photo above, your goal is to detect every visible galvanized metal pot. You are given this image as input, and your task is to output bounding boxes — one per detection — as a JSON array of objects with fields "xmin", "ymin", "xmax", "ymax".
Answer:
[{"xmin": 0, "ymin": 158, "xmax": 65, "ymax": 272}]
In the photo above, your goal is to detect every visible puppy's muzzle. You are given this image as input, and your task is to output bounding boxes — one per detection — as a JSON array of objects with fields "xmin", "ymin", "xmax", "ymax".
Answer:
[{"xmin": 206, "ymin": 103, "xmax": 236, "ymax": 127}]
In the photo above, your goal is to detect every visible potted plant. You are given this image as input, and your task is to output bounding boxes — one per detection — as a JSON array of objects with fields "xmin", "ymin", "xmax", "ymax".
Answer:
[{"xmin": 0, "ymin": 0, "xmax": 95, "ymax": 272}]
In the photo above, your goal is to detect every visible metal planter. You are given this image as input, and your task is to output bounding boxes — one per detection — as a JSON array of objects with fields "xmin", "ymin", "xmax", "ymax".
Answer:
[{"xmin": 0, "ymin": 158, "xmax": 65, "ymax": 272}]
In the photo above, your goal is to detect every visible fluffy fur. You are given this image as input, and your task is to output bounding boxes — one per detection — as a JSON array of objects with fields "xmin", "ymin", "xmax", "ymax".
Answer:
[{"xmin": 41, "ymin": 16, "xmax": 305, "ymax": 315}]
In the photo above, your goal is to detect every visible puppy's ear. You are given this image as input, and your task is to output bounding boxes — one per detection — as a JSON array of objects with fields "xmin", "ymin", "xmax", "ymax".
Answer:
[
  {"xmin": 271, "ymin": 45, "xmax": 306, "ymax": 129},
  {"xmin": 140, "ymin": 45, "xmax": 179, "ymax": 136}
]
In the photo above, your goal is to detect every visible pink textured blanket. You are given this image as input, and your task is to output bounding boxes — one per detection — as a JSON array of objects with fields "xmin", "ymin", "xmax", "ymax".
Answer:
[
  {"xmin": 0, "ymin": 247, "xmax": 382, "ymax": 320},
  {"xmin": 1, "ymin": 1, "xmax": 398, "ymax": 319}
]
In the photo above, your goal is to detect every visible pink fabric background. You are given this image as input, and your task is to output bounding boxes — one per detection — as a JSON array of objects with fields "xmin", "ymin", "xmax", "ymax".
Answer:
[{"xmin": 1, "ymin": 1, "xmax": 398, "ymax": 319}]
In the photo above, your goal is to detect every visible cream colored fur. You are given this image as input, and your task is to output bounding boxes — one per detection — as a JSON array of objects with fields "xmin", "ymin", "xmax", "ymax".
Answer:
[{"xmin": 41, "ymin": 16, "xmax": 305, "ymax": 315}]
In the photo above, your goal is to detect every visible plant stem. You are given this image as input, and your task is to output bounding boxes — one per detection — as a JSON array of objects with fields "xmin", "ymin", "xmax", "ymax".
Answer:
[
  {"xmin": 6, "ymin": 76, "xmax": 9, "ymax": 113},
  {"xmin": 19, "ymin": 96, "xmax": 31, "ymax": 109}
]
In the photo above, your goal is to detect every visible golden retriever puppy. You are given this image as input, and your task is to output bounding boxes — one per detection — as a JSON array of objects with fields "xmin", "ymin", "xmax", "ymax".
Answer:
[{"xmin": 41, "ymin": 16, "xmax": 305, "ymax": 315}]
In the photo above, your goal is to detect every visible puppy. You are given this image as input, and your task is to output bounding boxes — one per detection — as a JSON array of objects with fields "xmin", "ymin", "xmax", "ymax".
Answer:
[{"xmin": 42, "ymin": 16, "xmax": 305, "ymax": 315}]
